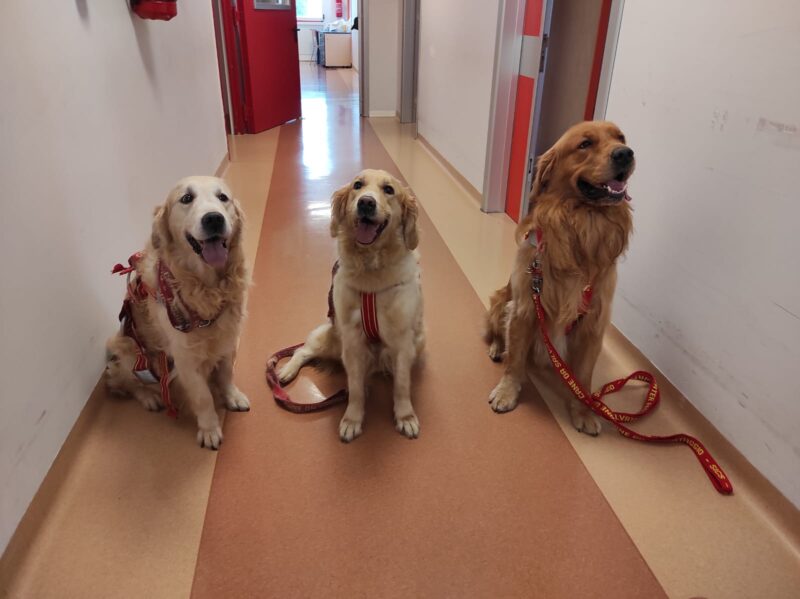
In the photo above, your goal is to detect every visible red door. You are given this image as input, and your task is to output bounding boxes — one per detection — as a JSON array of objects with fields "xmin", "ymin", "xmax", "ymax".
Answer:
[
  {"xmin": 504, "ymin": 0, "xmax": 548, "ymax": 222},
  {"xmin": 220, "ymin": 0, "xmax": 302, "ymax": 134}
]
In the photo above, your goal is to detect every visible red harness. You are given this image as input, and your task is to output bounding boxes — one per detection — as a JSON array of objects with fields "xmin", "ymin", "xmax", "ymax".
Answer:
[
  {"xmin": 267, "ymin": 260, "xmax": 384, "ymax": 412},
  {"xmin": 527, "ymin": 229, "xmax": 733, "ymax": 495},
  {"xmin": 360, "ymin": 292, "xmax": 381, "ymax": 343},
  {"xmin": 326, "ymin": 260, "xmax": 382, "ymax": 342},
  {"xmin": 111, "ymin": 252, "xmax": 223, "ymax": 418},
  {"xmin": 525, "ymin": 228, "xmax": 593, "ymax": 335}
]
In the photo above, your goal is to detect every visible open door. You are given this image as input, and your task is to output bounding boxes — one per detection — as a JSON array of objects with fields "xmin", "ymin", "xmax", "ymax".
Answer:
[
  {"xmin": 504, "ymin": 0, "xmax": 551, "ymax": 223},
  {"xmin": 219, "ymin": 0, "xmax": 302, "ymax": 134},
  {"xmin": 483, "ymin": 0, "xmax": 617, "ymax": 221}
]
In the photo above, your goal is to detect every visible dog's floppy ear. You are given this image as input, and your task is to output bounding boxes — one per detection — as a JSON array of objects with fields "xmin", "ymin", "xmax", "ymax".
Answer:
[
  {"xmin": 531, "ymin": 146, "xmax": 557, "ymax": 198},
  {"xmin": 229, "ymin": 196, "xmax": 246, "ymax": 249},
  {"xmin": 399, "ymin": 186, "xmax": 419, "ymax": 250},
  {"xmin": 150, "ymin": 202, "xmax": 172, "ymax": 250},
  {"xmin": 329, "ymin": 183, "xmax": 350, "ymax": 238}
]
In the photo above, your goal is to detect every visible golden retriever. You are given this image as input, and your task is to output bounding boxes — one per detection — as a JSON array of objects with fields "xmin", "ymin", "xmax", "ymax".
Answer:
[
  {"xmin": 105, "ymin": 176, "xmax": 250, "ymax": 449},
  {"xmin": 484, "ymin": 121, "xmax": 634, "ymax": 434},
  {"xmin": 278, "ymin": 169, "xmax": 424, "ymax": 442}
]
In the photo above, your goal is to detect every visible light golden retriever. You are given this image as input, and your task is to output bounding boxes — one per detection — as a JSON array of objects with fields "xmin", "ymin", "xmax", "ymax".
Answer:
[
  {"xmin": 484, "ymin": 121, "xmax": 635, "ymax": 434},
  {"xmin": 278, "ymin": 169, "xmax": 424, "ymax": 442},
  {"xmin": 105, "ymin": 176, "xmax": 250, "ymax": 449}
]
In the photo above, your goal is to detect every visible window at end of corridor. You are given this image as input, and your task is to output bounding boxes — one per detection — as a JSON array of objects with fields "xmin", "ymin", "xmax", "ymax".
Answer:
[{"xmin": 297, "ymin": 0, "xmax": 323, "ymax": 21}]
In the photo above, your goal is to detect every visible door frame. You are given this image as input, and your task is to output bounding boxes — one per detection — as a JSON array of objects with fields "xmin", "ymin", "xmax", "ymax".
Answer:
[
  {"xmin": 482, "ymin": 0, "xmax": 527, "ymax": 213},
  {"xmin": 482, "ymin": 0, "xmax": 625, "ymax": 215},
  {"xmin": 358, "ymin": 0, "xmax": 369, "ymax": 117},
  {"xmin": 518, "ymin": 0, "xmax": 553, "ymax": 221},
  {"xmin": 217, "ymin": 0, "xmax": 250, "ymax": 133},
  {"xmin": 211, "ymin": 0, "xmax": 236, "ymax": 135},
  {"xmin": 398, "ymin": 0, "xmax": 419, "ymax": 123},
  {"xmin": 592, "ymin": 0, "xmax": 625, "ymax": 120},
  {"xmin": 358, "ymin": 0, "xmax": 417, "ymax": 122}
]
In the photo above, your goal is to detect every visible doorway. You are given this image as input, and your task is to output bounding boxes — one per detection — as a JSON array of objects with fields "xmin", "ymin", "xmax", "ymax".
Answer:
[
  {"xmin": 483, "ymin": 0, "xmax": 622, "ymax": 221},
  {"xmin": 212, "ymin": 0, "xmax": 363, "ymax": 135},
  {"xmin": 212, "ymin": 1, "xmax": 417, "ymax": 134}
]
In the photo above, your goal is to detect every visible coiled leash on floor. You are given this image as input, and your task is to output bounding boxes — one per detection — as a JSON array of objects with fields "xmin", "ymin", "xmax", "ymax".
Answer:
[
  {"xmin": 266, "ymin": 343, "xmax": 349, "ymax": 413},
  {"xmin": 527, "ymin": 230, "xmax": 733, "ymax": 495},
  {"xmin": 266, "ymin": 261, "xmax": 381, "ymax": 413}
]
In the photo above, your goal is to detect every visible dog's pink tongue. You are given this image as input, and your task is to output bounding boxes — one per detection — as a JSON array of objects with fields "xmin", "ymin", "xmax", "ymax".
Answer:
[
  {"xmin": 356, "ymin": 221, "xmax": 380, "ymax": 245},
  {"xmin": 201, "ymin": 239, "xmax": 229, "ymax": 268},
  {"xmin": 606, "ymin": 179, "xmax": 626, "ymax": 193}
]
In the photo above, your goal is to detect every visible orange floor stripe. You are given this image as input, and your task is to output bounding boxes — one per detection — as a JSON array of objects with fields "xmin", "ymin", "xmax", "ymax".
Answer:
[{"xmin": 190, "ymin": 69, "xmax": 665, "ymax": 598}]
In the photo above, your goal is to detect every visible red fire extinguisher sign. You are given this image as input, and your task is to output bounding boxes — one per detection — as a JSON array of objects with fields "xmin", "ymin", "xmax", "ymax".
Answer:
[{"xmin": 131, "ymin": 0, "xmax": 178, "ymax": 21}]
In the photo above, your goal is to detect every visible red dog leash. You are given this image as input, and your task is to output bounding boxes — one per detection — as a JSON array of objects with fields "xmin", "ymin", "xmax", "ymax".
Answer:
[
  {"xmin": 266, "ymin": 343, "xmax": 349, "ymax": 413},
  {"xmin": 527, "ymin": 238, "xmax": 733, "ymax": 495},
  {"xmin": 266, "ymin": 261, "xmax": 382, "ymax": 413}
]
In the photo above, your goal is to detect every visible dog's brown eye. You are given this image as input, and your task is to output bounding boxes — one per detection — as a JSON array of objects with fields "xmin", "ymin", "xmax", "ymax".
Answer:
[
  {"xmin": 578, "ymin": 139, "xmax": 592, "ymax": 150},
  {"xmin": 353, "ymin": 181, "xmax": 363, "ymax": 190},
  {"xmin": 218, "ymin": 193, "xmax": 229, "ymax": 203},
  {"xmin": 180, "ymin": 193, "xmax": 194, "ymax": 205},
  {"xmin": 383, "ymin": 185, "xmax": 395, "ymax": 195},
  {"xmin": 618, "ymin": 135, "xmax": 626, "ymax": 143}
]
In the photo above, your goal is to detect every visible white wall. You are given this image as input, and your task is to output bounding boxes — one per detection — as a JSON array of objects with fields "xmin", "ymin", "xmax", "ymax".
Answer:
[
  {"xmin": 606, "ymin": 0, "xmax": 800, "ymax": 506},
  {"xmin": 367, "ymin": 0, "xmax": 402, "ymax": 116},
  {"xmin": 417, "ymin": 0, "xmax": 500, "ymax": 191},
  {"xmin": 0, "ymin": 2, "xmax": 227, "ymax": 553}
]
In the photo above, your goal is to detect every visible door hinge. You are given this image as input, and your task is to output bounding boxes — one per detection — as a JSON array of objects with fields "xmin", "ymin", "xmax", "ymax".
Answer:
[{"xmin": 538, "ymin": 33, "xmax": 549, "ymax": 74}]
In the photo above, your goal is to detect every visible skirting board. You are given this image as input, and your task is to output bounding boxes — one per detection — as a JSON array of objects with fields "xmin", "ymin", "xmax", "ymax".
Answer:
[
  {"xmin": 417, "ymin": 134, "xmax": 483, "ymax": 205},
  {"xmin": 215, "ymin": 153, "xmax": 229, "ymax": 178}
]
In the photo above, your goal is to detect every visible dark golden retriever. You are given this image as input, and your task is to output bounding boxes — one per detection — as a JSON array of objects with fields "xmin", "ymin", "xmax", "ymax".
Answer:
[{"xmin": 484, "ymin": 121, "xmax": 634, "ymax": 434}]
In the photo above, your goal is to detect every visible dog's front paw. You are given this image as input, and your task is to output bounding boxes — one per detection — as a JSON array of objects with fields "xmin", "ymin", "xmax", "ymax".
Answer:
[
  {"xmin": 225, "ymin": 388, "xmax": 251, "ymax": 412},
  {"xmin": 489, "ymin": 379, "xmax": 520, "ymax": 413},
  {"xmin": 569, "ymin": 404, "xmax": 602, "ymax": 436},
  {"xmin": 488, "ymin": 340, "xmax": 504, "ymax": 363},
  {"xmin": 339, "ymin": 416, "xmax": 363, "ymax": 443},
  {"xmin": 395, "ymin": 412, "xmax": 420, "ymax": 439},
  {"xmin": 135, "ymin": 388, "xmax": 164, "ymax": 412},
  {"xmin": 197, "ymin": 425, "xmax": 224, "ymax": 450},
  {"xmin": 277, "ymin": 359, "xmax": 301, "ymax": 385}
]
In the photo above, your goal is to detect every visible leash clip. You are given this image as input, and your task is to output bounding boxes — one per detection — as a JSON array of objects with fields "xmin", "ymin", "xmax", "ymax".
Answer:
[
  {"xmin": 531, "ymin": 275, "xmax": 543, "ymax": 295},
  {"xmin": 528, "ymin": 257, "xmax": 543, "ymax": 294}
]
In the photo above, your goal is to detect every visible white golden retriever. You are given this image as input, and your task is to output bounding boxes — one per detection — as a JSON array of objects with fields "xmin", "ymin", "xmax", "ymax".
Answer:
[
  {"xmin": 105, "ymin": 176, "xmax": 250, "ymax": 449},
  {"xmin": 278, "ymin": 169, "xmax": 425, "ymax": 442}
]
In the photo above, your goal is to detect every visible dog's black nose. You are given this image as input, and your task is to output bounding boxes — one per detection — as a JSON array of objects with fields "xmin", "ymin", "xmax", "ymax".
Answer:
[
  {"xmin": 611, "ymin": 146, "xmax": 634, "ymax": 167},
  {"xmin": 201, "ymin": 211, "xmax": 226, "ymax": 235},
  {"xmin": 357, "ymin": 196, "xmax": 376, "ymax": 217}
]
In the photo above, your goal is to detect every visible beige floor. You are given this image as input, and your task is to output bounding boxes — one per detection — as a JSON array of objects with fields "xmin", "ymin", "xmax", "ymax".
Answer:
[{"xmin": 2, "ymin": 65, "xmax": 798, "ymax": 599}]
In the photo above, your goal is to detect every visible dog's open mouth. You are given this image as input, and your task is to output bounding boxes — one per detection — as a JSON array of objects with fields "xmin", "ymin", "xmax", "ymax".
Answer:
[
  {"xmin": 578, "ymin": 172, "xmax": 631, "ymax": 203},
  {"xmin": 186, "ymin": 233, "xmax": 229, "ymax": 268},
  {"xmin": 355, "ymin": 217, "xmax": 388, "ymax": 245}
]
